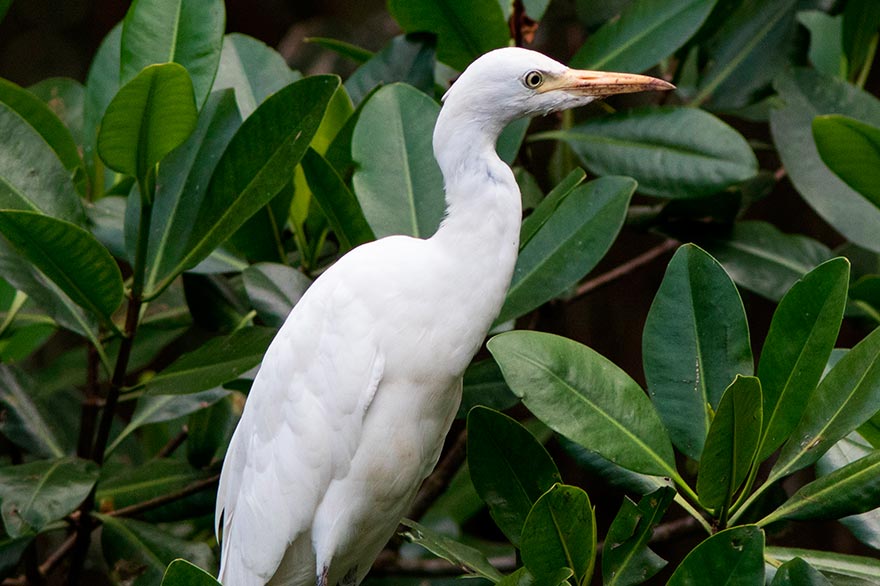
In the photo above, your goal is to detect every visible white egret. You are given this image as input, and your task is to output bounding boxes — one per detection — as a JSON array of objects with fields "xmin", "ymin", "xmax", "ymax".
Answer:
[{"xmin": 215, "ymin": 47, "xmax": 672, "ymax": 586}]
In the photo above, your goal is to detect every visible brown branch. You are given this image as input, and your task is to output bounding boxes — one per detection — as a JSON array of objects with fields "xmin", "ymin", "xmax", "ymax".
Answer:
[
  {"xmin": 574, "ymin": 239, "xmax": 678, "ymax": 299},
  {"xmin": 107, "ymin": 474, "xmax": 219, "ymax": 519},
  {"xmin": 154, "ymin": 427, "xmax": 189, "ymax": 460},
  {"xmin": 406, "ymin": 429, "xmax": 468, "ymax": 522}
]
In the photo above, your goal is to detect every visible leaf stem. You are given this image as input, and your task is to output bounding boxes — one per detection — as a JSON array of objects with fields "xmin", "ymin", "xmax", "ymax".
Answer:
[
  {"xmin": 854, "ymin": 34, "xmax": 878, "ymax": 89},
  {"xmin": 672, "ymin": 492, "xmax": 712, "ymax": 534},
  {"xmin": 727, "ymin": 472, "xmax": 776, "ymax": 526}
]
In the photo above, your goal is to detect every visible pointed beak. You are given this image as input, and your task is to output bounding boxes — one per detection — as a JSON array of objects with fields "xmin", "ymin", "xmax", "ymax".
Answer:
[{"xmin": 541, "ymin": 69, "xmax": 675, "ymax": 97}]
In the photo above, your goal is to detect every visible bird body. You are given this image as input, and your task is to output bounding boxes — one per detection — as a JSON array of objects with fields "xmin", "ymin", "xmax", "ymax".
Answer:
[{"xmin": 216, "ymin": 48, "xmax": 672, "ymax": 586}]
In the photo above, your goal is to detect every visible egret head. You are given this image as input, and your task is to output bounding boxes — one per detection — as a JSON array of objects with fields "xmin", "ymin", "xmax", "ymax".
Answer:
[{"xmin": 442, "ymin": 47, "xmax": 674, "ymax": 124}]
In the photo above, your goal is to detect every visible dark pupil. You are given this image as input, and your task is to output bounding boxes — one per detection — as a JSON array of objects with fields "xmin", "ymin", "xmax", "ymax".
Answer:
[{"xmin": 529, "ymin": 73, "xmax": 540, "ymax": 86}]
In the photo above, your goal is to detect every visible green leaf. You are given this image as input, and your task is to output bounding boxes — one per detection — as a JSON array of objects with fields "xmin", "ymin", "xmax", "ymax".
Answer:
[
  {"xmin": 458, "ymin": 359, "xmax": 519, "ymax": 418},
  {"xmin": 307, "ymin": 37, "xmax": 374, "ymax": 64},
  {"xmin": 83, "ymin": 23, "xmax": 122, "ymax": 184},
  {"xmin": 813, "ymin": 114, "xmax": 880, "ymax": 209},
  {"xmin": 98, "ymin": 62, "xmax": 198, "ymax": 187},
  {"xmin": 1, "ymin": 533, "xmax": 34, "ymax": 580},
  {"xmin": 242, "ymin": 263, "xmax": 311, "ymax": 328},
  {"xmin": 570, "ymin": 0, "xmax": 717, "ymax": 73},
  {"xmin": 496, "ymin": 567, "xmax": 573, "ymax": 586},
  {"xmin": 702, "ymin": 221, "xmax": 833, "ymax": 302},
  {"xmin": 521, "ymin": 484, "xmax": 596, "ymax": 586},
  {"xmin": 519, "ymin": 169, "xmax": 585, "ymax": 248},
  {"xmin": 145, "ymin": 327, "xmax": 275, "ymax": 395},
  {"xmin": 696, "ymin": 375, "xmax": 762, "ymax": 510},
  {"xmin": 760, "ymin": 450, "xmax": 880, "ymax": 526},
  {"xmin": 400, "ymin": 518, "xmax": 504, "ymax": 582},
  {"xmin": 496, "ymin": 176, "xmax": 635, "ymax": 324},
  {"xmin": 352, "ymin": 83, "xmax": 444, "ymax": 238},
  {"xmin": 0, "ymin": 210, "xmax": 123, "ymax": 321},
  {"xmin": 489, "ymin": 331, "xmax": 675, "ymax": 476},
  {"xmin": 187, "ymin": 397, "xmax": 234, "ymax": 467},
  {"xmin": 770, "ymin": 68, "xmax": 880, "ymax": 253},
  {"xmin": 154, "ymin": 75, "xmax": 338, "ymax": 291},
  {"xmin": 28, "ymin": 77, "xmax": 86, "ymax": 149},
  {"xmin": 545, "ymin": 107, "xmax": 757, "ymax": 199},
  {"xmin": 346, "ymin": 34, "xmax": 436, "ymax": 105},
  {"xmin": 0, "ymin": 102, "xmax": 84, "ymax": 223},
  {"xmin": 467, "ymin": 407, "xmax": 562, "ymax": 546},
  {"xmin": 771, "ymin": 557, "xmax": 832, "ymax": 586},
  {"xmin": 797, "ymin": 11, "xmax": 844, "ymax": 79},
  {"xmin": 0, "ymin": 78, "xmax": 85, "ymax": 195},
  {"xmin": 98, "ymin": 515, "xmax": 214, "ymax": 586},
  {"xmin": 0, "ymin": 457, "xmax": 98, "ymax": 538},
  {"xmin": 642, "ymin": 244, "xmax": 753, "ymax": 461},
  {"xmin": 212, "ymin": 33, "xmax": 302, "ymax": 119},
  {"xmin": 602, "ymin": 486, "xmax": 674, "ymax": 586},
  {"xmin": 301, "ymin": 148, "xmax": 376, "ymax": 251},
  {"xmin": 388, "ymin": 0, "xmax": 509, "ymax": 71},
  {"xmin": 142, "ymin": 89, "xmax": 242, "ymax": 294},
  {"xmin": 121, "ymin": 0, "xmax": 225, "ymax": 108},
  {"xmin": 667, "ymin": 525, "xmax": 764, "ymax": 585},
  {"xmin": 843, "ymin": 0, "xmax": 880, "ymax": 83},
  {"xmin": 561, "ymin": 439, "xmax": 673, "ymax": 496},
  {"xmin": 0, "ymin": 366, "xmax": 72, "ymax": 458},
  {"xmin": 757, "ymin": 258, "xmax": 849, "ymax": 462},
  {"xmin": 162, "ymin": 559, "xmax": 220, "ymax": 586},
  {"xmin": 771, "ymin": 326, "xmax": 880, "ymax": 482},
  {"xmin": 765, "ymin": 547, "xmax": 880, "ymax": 583}
]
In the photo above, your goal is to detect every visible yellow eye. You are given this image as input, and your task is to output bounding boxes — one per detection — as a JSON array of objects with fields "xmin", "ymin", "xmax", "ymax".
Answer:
[{"xmin": 523, "ymin": 70, "xmax": 544, "ymax": 89}]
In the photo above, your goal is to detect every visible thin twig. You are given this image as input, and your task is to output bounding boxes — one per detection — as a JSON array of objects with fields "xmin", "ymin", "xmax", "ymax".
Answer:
[
  {"xmin": 154, "ymin": 427, "xmax": 189, "ymax": 460},
  {"xmin": 574, "ymin": 239, "xmax": 678, "ymax": 299},
  {"xmin": 407, "ymin": 429, "xmax": 468, "ymax": 522},
  {"xmin": 107, "ymin": 474, "xmax": 220, "ymax": 519}
]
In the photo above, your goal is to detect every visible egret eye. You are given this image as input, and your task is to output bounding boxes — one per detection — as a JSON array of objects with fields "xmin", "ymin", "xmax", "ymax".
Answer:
[{"xmin": 523, "ymin": 70, "xmax": 544, "ymax": 89}]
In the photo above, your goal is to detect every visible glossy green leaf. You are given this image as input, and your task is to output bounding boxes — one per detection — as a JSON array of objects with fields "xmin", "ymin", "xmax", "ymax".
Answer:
[
  {"xmin": 142, "ymin": 89, "xmax": 242, "ymax": 294},
  {"xmin": 401, "ymin": 519, "xmax": 504, "ymax": 582},
  {"xmin": 843, "ymin": 0, "xmax": 880, "ymax": 82},
  {"xmin": 467, "ymin": 407, "xmax": 562, "ymax": 546},
  {"xmin": 0, "ymin": 457, "xmax": 98, "ymax": 538},
  {"xmin": 0, "ymin": 533, "xmax": 33, "ymax": 580},
  {"xmin": 0, "ymin": 210, "xmax": 123, "ymax": 321},
  {"xmin": 489, "ymin": 331, "xmax": 675, "ymax": 476},
  {"xmin": 771, "ymin": 557, "xmax": 832, "ymax": 586},
  {"xmin": 162, "ymin": 559, "xmax": 221, "ymax": 586},
  {"xmin": 352, "ymin": 83, "xmax": 444, "ymax": 238},
  {"xmin": 797, "ymin": 11, "xmax": 844, "ymax": 79},
  {"xmin": 545, "ymin": 107, "xmax": 757, "ymax": 199},
  {"xmin": 0, "ymin": 102, "xmax": 84, "ymax": 223},
  {"xmin": 561, "ymin": 439, "xmax": 673, "ymax": 496},
  {"xmin": 98, "ymin": 62, "xmax": 198, "ymax": 186},
  {"xmin": 154, "ymin": 75, "xmax": 339, "ymax": 291},
  {"xmin": 765, "ymin": 547, "xmax": 880, "ymax": 583},
  {"xmin": 187, "ymin": 396, "xmax": 234, "ymax": 467},
  {"xmin": 521, "ymin": 484, "xmax": 595, "ymax": 586},
  {"xmin": 667, "ymin": 525, "xmax": 764, "ymax": 585},
  {"xmin": 643, "ymin": 244, "xmax": 753, "ymax": 460},
  {"xmin": 813, "ymin": 115, "xmax": 880, "ymax": 209},
  {"xmin": 703, "ymin": 221, "xmax": 833, "ymax": 302},
  {"xmin": 121, "ymin": 0, "xmax": 224, "ymax": 107},
  {"xmin": 83, "ymin": 23, "xmax": 122, "ymax": 183},
  {"xmin": 771, "ymin": 326, "xmax": 880, "ymax": 482},
  {"xmin": 98, "ymin": 515, "xmax": 214, "ymax": 586},
  {"xmin": 242, "ymin": 263, "xmax": 311, "ymax": 328},
  {"xmin": 0, "ymin": 366, "xmax": 71, "ymax": 458},
  {"xmin": 307, "ymin": 37, "xmax": 373, "ymax": 64},
  {"xmin": 458, "ymin": 359, "xmax": 519, "ymax": 418},
  {"xmin": 0, "ymin": 78, "xmax": 84, "ymax": 195},
  {"xmin": 757, "ymin": 258, "xmax": 849, "ymax": 461},
  {"xmin": 518, "ymin": 169, "xmax": 585, "ymax": 248},
  {"xmin": 770, "ymin": 68, "xmax": 880, "ymax": 253},
  {"xmin": 301, "ymin": 148, "xmax": 376, "ymax": 251},
  {"xmin": 570, "ymin": 0, "xmax": 716, "ymax": 73},
  {"xmin": 496, "ymin": 176, "xmax": 635, "ymax": 324},
  {"xmin": 212, "ymin": 33, "xmax": 302, "ymax": 119},
  {"xmin": 697, "ymin": 375, "xmax": 762, "ymax": 510},
  {"xmin": 851, "ymin": 277, "xmax": 880, "ymax": 323},
  {"xmin": 495, "ymin": 567, "xmax": 573, "ymax": 586},
  {"xmin": 602, "ymin": 486, "xmax": 674, "ymax": 586},
  {"xmin": 28, "ymin": 77, "xmax": 85, "ymax": 148},
  {"xmin": 388, "ymin": 0, "xmax": 509, "ymax": 71},
  {"xmin": 145, "ymin": 327, "xmax": 275, "ymax": 395},
  {"xmin": 346, "ymin": 34, "xmax": 436, "ymax": 104}
]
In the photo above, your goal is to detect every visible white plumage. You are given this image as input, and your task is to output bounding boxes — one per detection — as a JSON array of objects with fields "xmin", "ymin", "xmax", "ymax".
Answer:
[{"xmin": 215, "ymin": 47, "xmax": 672, "ymax": 586}]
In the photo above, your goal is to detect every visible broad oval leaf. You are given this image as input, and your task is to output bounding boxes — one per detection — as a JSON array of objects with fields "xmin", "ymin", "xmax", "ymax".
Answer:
[
  {"xmin": 401, "ymin": 519, "xmax": 504, "ymax": 582},
  {"xmin": 602, "ymin": 486, "xmax": 675, "ymax": 586},
  {"xmin": 242, "ymin": 263, "xmax": 312, "ymax": 328},
  {"xmin": 642, "ymin": 244, "xmax": 753, "ymax": 461},
  {"xmin": 0, "ymin": 457, "xmax": 98, "ymax": 538},
  {"xmin": 0, "ymin": 210, "xmax": 123, "ymax": 321},
  {"xmin": 467, "ymin": 406, "xmax": 562, "ymax": 547},
  {"xmin": 28, "ymin": 77, "xmax": 85, "ymax": 149},
  {"xmin": 388, "ymin": 0, "xmax": 509, "ymax": 71},
  {"xmin": 521, "ymin": 484, "xmax": 596, "ymax": 586},
  {"xmin": 570, "ymin": 0, "xmax": 717, "ymax": 73},
  {"xmin": 489, "ymin": 331, "xmax": 675, "ymax": 476},
  {"xmin": 98, "ymin": 62, "xmax": 198, "ymax": 186},
  {"xmin": 813, "ymin": 114, "xmax": 880, "ymax": 209},
  {"xmin": 458, "ymin": 359, "xmax": 519, "ymax": 418},
  {"xmin": 496, "ymin": 176, "xmax": 635, "ymax": 324},
  {"xmin": 121, "ymin": 0, "xmax": 225, "ymax": 107},
  {"xmin": 345, "ymin": 34, "xmax": 436, "ymax": 105},
  {"xmin": 771, "ymin": 557, "xmax": 832, "ymax": 586},
  {"xmin": 518, "ymin": 168, "xmax": 586, "ymax": 248},
  {"xmin": 547, "ymin": 107, "xmax": 757, "ymax": 199},
  {"xmin": 352, "ymin": 83, "xmax": 444, "ymax": 238},
  {"xmin": 770, "ymin": 68, "xmax": 880, "ymax": 253},
  {"xmin": 0, "ymin": 366, "xmax": 73, "ymax": 458},
  {"xmin": 561, "ymin": 439, "xmax": 673, "ymax": 496},
  {"xmin": 757, "ymin": 258, "xmax": 849, "ymax": 462},
  {"xmin": 83, "ymin": 23, "xmax": 122, "ymax": 184},
  {"xmin": 162, "ymin": 559, "xmax": 221, "ymax": 586},
  {"xmin": 765, "ymin": 547, "xmax": 880, "ymax": 583},
  {"xmin": 154, "ymin": 75, "xmax": 339, "ymax": 292},
  {"xmin": 771, "ymin": 326, "xmax": 880, "ymax": 482},
  {"xmin": 666, "ymin": 525, "xmax": 764, "ymax": 586},
  {"xmin": 696, "ymin": 375, "xmax": 762, "ymax": 510}
]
